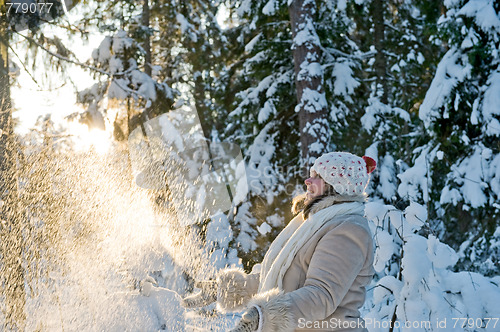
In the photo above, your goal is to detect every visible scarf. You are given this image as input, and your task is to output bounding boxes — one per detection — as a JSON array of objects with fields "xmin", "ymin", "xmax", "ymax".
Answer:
[{"xmin": 258, "ymin": 201, "xmax": 365, "ymax": 293}]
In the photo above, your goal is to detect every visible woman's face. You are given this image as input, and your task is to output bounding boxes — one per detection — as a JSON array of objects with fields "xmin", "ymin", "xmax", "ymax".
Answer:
[{"xmin": 304, "ymin": 172, "xmax": 326, "ymax": 199}]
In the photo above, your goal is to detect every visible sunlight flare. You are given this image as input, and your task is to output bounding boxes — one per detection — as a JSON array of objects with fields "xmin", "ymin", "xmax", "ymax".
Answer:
[{"xmin": 68, "ymin": 122, "xmax": 111, "ymax": 155}]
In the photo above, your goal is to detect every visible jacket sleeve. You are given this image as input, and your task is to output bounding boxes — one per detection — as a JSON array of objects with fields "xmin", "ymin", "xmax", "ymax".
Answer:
[{"xmin": 286, "ymin": 222, "xmax": 372, "ymax": 322}]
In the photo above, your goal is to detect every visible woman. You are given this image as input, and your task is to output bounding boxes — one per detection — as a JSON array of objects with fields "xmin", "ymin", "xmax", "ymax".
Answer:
[{"xmin": 182, "ymin": 152, "xmax": 376, "ymax": 332}]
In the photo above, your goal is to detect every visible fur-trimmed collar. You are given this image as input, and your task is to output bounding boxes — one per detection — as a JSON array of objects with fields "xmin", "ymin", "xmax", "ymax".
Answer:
[{"xmin": 307, "ymin": 194, "xmax": 366, "ymax": 217}]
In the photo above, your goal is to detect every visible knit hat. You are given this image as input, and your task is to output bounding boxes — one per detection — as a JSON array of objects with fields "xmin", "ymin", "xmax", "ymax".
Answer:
[{"xmin": 310, "ymin": 152, "xmax": 376, "ymax": 197}]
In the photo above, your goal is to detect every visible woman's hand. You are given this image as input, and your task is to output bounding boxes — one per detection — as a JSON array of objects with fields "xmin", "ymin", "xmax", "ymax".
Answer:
[
  {"xmin": 181, "ymin": 268, "xmax": 259, "ymax": 310},
  {"xmin": 180, "ymin": 280, "xmax": 217, "ymax": 308},
  {"xmin": 229, "ymin": 306, "xmax": 260, "ymax": 332}
]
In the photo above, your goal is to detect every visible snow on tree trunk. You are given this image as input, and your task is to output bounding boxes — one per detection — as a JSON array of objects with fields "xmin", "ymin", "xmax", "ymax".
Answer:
[{"xmin": 289, "ymin": 0, "xmax": 329, "ymax": 175}]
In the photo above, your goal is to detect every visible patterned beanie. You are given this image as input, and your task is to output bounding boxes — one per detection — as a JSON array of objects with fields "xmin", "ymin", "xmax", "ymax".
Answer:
[{"xmin": 310, "ymin": 152, "xmax": 377, "ymax": 197}]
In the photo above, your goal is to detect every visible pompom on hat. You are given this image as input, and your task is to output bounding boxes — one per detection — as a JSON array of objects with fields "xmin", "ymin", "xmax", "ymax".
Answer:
[{"xmin": 310, "ymin": 152, "xmax": 376, "ymax": 197}]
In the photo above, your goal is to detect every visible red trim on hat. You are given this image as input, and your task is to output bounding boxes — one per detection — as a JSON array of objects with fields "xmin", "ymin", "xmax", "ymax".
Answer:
[{"xmin": 362, "ymin": 156, "xmax": 377, "ymax": 174}]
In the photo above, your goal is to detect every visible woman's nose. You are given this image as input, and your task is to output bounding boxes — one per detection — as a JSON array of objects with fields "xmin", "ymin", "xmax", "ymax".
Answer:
[{"xmin": 304, "ymin": 178, "xmax": 312, "ymax": 185}]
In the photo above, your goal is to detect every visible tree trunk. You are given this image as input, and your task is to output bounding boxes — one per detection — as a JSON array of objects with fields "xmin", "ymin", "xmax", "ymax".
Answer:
[
  {"xmin": 372, "ymin": 0, "xmax": 387, "ymax": 103},
  {"xmin": 0, "ymin": 19, "xmax": 26, "ymax": 330},
  {"xmin": 180, "ymin": 2, "xmax": 212, "ymax": 140},
  {"xmin": 142, "ymin": 0, "xmax": 152, "ymax": 77},
  {"xmin": 289, "ymin": 0, "xmax": 329, "ymax": 176}
]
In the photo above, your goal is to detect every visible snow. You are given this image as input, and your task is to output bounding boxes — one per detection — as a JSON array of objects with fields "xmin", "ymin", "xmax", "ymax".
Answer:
[
  {"xmin": 266, "ymin": 213, "xmax": 283, "ymax": 228},
  {"xmin": 292, "ymin": 19, "xmax": 321, "ymax": 48},
  {"xmin": 25, "ymin": 283, "xmax": 186, "ymax": 331},
  {"xmin": 404, "ymin": 201, "xmax": 426, "ymax": 228},
  {"xmin": 461, "ymin": 28, "xmax": 479, "ymax": 48},
  {"xmin": 361, "ymin": 97, "xmax": 410, "ymax": 132},
  {"xmin": 458, "ymin": 0, "xmax": 500, "ymax": 34},
  {"xmin": 236, "ymin": 0, "xmax": 252, "ymax": 16},
  {"xmin": 131, "ymin": 70, "xmax": 157, "ymax": 101},
  {"xmin": 390, "ymin": 63, "xmax": 400, "ymax": 72},
  {"xmin": 262, "ymin": 0, "xmax": 277, "ymax": 16},
  {"xmin": 112, "ymin": 30, "xmax": 133, "ymax": 54},
  {"xmin": 245, "ymin": 33, "xmax": 262, "ymax": 53},
  {"xmin": 298, "ymin": 61, "xmax": 323, "ymax": 80},
  {"xmin": 94, "ymin": 36, "xmax": 112, "ymax": 64},
  {"xmin": 232, "ymin": 74, "xmax": 273, "ymax": 116},
  {"xmin": 427, "ymin": 235, "xmax": 458, "ymax": 268},
  {"xmin": 417, "ymin": 52, "xmax": 425, "ymax": 64},
  {"xmin": 419, "ymin": 48, "xmax": 472, "ymax": 127},
  {"xmin": 258, "ymin": 100, "xmax": 276, "ymax": 123},
  {"xmin": 206, "ymin": 213, "xmax": 233, "ymax": 248},
  {"xmin": 378, "ymin": 155, "xmax": 398, "ymax": 201},
  {"xmin": 483, "ymin": 70, "xmax": 500, "ymax": 136},
  {"xmin": 363, "ymin": 200, "xmax": 500, "ymax": 332},
  {"xmin": 257, "ymin": 221, "xmax": 272, "ymax": 235},
  {"xmin": 295, "ymin": 88, "xmax": 328, "ymax": 113},
  {"xmin": 158, "ymin": 114, "xmax": 185, "ymax": 152},
  {"xmin": 246, "ymin": 122, "xmax": 278, "ymax": 196},
  {"xmin": 233, "ymin": 161, "xmax": 250, "ymax": 205},
  {"xmin": 331, "ymin": 61, "xmax": 360, "ymax": 96},
  {"xmin": 108, "ymin": 78, "xmax": 130, "ymax": 100},
  {"xmin": 397, "ymin": 145, "xmax": 437, "ymax": 202},
  {"xmin": 176, "ymin": 13, "xmax": 192, "ymax": 35},
  {"xmin": 108, "ymin": 56, "xmax": 123, "ymax": 74},
  {"xmin": 373, "ymin": 275, "xmax": 401, "ymax": 303},
  {"xmin": 233, "ymin": 202, "xmax": 259, "ymax": 253},
  {"xmin": 373, "ymin": 229, "xmax": 396, "ymax": 272},
  {"xmin": 448, "ymin": 147, "xmax": 488, "ymax": 208},
  {"xmin": 489, "ymin": 153, "xmax": 500, "ymax": 196}
]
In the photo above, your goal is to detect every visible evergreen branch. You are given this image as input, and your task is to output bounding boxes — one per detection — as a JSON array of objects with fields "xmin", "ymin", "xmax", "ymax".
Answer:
[
  {"xmin": 16, "ymin": 32, "xmax": 157, "ymax": 103},
  {"xmin": 14, "ymin": 31, "xmax": 113, "ymax": 77},
  {"xmin": 323, "ymin": 47, "xmax": 376, "ymax": 61},
  {"xmin": 110, "ymin": 79, "xmax": 148, "ymax": 100},
  {"xmin": 385, "ymin": 23, "xmax": 436, "ymax": 55},
  {"xmin": 7, "ymin": 43, "xmax": 41, "ymax": 89},
  {"xmin": 42, "ymin": 18, "xmax": 91, "ymax": 37}
]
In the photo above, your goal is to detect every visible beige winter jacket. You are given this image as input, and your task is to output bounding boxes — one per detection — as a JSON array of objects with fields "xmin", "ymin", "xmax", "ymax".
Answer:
[{"xmin": 218, "ymin": 196, "xmax": 375, "ymax": 331}]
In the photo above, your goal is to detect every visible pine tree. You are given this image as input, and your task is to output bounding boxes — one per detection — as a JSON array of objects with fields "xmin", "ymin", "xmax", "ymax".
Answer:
[
  {"xmin": 364, "ymin": 200, "xmax": 500, "ymax": 329},
  {"xmin": 76, "ymin": 1, "xmax": 247, "ymax": 279},
  {"xmin": 343, "ymin": 0, "xmax": 444, "ymax": 207},
  {"xmin": 74, "ymin": 0, "xmax": 177, "ymax": 141},
  {"xmin": 222, "ymin": 0, "xmax": 366, "ymax": 267},
  {"xmin": 154, "ymin": 0, "xmax": 228, "ymax": 140},
  {"xmin": 399, "ymin": 0, "xmax": 500, "ymax": 275}
]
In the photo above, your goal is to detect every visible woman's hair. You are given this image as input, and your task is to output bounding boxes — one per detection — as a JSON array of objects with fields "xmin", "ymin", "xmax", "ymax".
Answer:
[{"xmin": 292, "ymin": 181, "xmax": 338, "ymax": 218}]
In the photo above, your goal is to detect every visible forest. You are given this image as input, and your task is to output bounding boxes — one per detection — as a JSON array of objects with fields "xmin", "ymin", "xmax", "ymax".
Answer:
[{"xmin": 0, "ymin": 0, "xmax": 499, "ymax": 330}]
